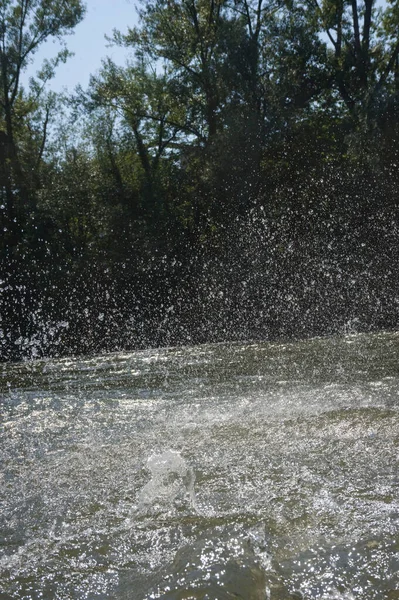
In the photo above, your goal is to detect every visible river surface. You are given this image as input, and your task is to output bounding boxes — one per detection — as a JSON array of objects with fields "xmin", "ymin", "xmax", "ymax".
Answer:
[{"xmin": 1, "ymin": 332, "xmax": 399, "ymax": 599}]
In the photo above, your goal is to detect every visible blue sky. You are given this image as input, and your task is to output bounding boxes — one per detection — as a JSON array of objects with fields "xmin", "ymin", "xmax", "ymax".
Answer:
[{"xmin": 24, "ymin": 0, "xmax": 139, "ymax": 93}]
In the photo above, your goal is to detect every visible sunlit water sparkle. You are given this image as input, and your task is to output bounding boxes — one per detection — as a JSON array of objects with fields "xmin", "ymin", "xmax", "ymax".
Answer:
[{"xmin": 1, "ymin": 332, "xmax": 399, "ymax": 599}]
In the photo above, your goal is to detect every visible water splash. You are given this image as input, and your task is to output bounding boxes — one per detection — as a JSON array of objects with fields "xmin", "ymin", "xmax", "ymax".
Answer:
[
  {"xmin": 2, "ymin": 335, "xmax": 399, "ymax": 598},
  {"xmin": 138, "ymin": 450, "xmax": 197, "ymax": 514}
]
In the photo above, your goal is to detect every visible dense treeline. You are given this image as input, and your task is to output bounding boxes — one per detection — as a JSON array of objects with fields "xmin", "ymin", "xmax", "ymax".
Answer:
[{"xmin": 1, "ymin": 0, "xmax": 399, "ymax": 361}]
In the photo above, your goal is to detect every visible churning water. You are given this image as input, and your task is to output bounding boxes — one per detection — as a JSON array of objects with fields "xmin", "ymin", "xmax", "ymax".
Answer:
[{"xmin": 1, "ymin": 332, "xmax": 399, "ymax": 599}]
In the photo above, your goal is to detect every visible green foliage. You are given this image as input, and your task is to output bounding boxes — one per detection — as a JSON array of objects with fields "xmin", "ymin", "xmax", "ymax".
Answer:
[
  {"xmin": 3, "ymin": 0, "xmax": 399, "ymax": 360},
  {"xmin": 0, "ymin": 0, "xmax": 85, "ymax": 258}
]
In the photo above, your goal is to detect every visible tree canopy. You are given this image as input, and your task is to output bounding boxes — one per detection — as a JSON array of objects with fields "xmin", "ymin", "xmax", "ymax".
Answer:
[{"xmin": 2, "ymin": 0, "xmax": 399, "ymax": 361}]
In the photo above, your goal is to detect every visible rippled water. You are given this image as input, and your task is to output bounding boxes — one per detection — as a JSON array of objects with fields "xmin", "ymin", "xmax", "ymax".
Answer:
[{"xmin": 1, "ymin": 332, "xmax": 399, "ymax": 599}]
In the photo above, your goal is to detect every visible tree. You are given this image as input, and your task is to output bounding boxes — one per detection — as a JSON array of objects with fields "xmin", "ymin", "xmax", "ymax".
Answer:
[
  {"xmin": 0, "ymin": 0, "xmax": 85, "ymax": 253},
  {"xmin": 114, "ymin": 0, "xmax": 248, "ymax": 145},
  {"xmin": 299, "ymin": 0, "xmax": 399, "ymax": 127}
]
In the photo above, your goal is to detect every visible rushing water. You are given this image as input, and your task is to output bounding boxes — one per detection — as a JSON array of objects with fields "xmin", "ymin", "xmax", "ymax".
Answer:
[{"xmin": 1, "ymin": 332, "xmax": 399, "ymax": 599}]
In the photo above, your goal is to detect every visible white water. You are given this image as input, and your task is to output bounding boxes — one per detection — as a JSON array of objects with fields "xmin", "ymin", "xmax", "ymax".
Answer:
[{"xmin": 1, "ymin": 332, "xmax": 399, "ymax": 598}]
